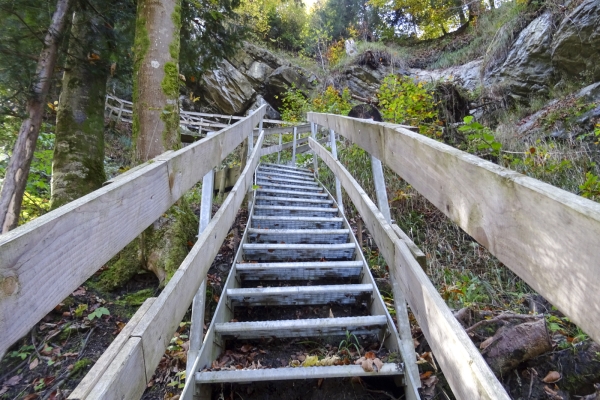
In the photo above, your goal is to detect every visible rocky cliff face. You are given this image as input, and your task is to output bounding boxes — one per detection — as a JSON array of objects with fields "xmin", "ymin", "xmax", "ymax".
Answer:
[
  {"xmin": 190, "ymin": 42, "xmax": 318, "ymax": 117},
  {"xmin": 191, "ymin": 0, "xmax": 600, "ymax": 116}
]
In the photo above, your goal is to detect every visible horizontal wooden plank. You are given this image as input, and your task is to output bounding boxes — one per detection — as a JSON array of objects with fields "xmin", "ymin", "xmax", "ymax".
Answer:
[
  {"xmin": 69, "ymin": 298, "xmax": 156, "ymax": 399},
  {"xmin": 310, "ymin": 138, "xmax": 509, "ymax": 400},
  {"xmin": 84, "ymin": 337, "xmax": 147, "ymax": 400},
  {"xmin": 0, "ymin": 106, "xmax": 265, "ymax": 359},
  {"xmin": 254, "ymin": 124, "xmax": 311, "ymax": 135},
  {"xmin": 129, "ymin": 131, "xmax": 266, "ymax": 381},
  {"xmin": 308, "ymin": 112, "xmax": 600, "ymax": 345}
]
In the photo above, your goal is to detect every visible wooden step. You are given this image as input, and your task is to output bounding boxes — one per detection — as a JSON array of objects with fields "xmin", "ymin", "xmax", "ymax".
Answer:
[
  {"xmin": 251, "ymin": 216, "xmax": 344, "ymax": 229},
  {"xmin": 236, "ymin": 261, "xmax": 363, "ymax": 281},
  {"xmin": 243, "ymin": 243, "xmax": 356, "ymax": 261},
  {"xmin": 255, "ymin": 189, "xmax": 328, "ymax": 199},
  {"xmin": 255, "ymin": 170, "xmax": 315, "ymax": 182},
  {"xmin": 255, "ymin": 181, "xmax": 323, "ymax": 192},
  {"xmin": 195, "ymin": 363, "xmax": 403, "ymax": 384},
  {"xmin": 227, "ymin": 284, "xmax": 373, "ymax": 306},
  {"xmin": 214, "ymin": 315, "xmax": 387, "ymax": 339},
  {"xmin": 254, "ymin": 195, "xmax": 334, "ymax": 208},
  {"xmin": 248, "ymin": 228, "xmax": 350, "ymax": 244},
  {"xmin": 253, "ymin": 205, "xmax": 338, "ymax": 218}
]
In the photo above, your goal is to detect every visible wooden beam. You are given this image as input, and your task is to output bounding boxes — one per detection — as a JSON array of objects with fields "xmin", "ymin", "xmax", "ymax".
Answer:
[
  {"xmin": 0, "ymin": 106, "xmax": 265, "ymax": 358},
  {"xmin": 308, "ymin": 112, "xmax": 600, "ymax": 345},
  {"xmin": 131, "ymin": 131, "xmax": 265, "ymax": 387},
  {"xmin": 310, "ymin": 138, "xmax": 510, "ymax": 400},
  {"xmin": 254, "ymin": 124, "xmax": 311, "ymax": 136},
  {"xmin": 69, "ymin": 298, "xmax": 156, "ymax": 399}
]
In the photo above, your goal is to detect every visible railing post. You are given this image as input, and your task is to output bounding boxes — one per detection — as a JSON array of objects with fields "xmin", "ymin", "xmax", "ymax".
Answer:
[
  {"xmin": 371, "ymin": 156, "xmax": 391, "ymax": 223},
  {"xmin": 247, "ymin": 110, "xmax": 255, "ymax": 158},
  {"xmin": 311, "ymin": 123, "xmax": 318, "ymax": 177},
  {"xmin": 292, "ymin": 126, "xmax": 297, "ymax": 164},
  {"xmin": 277, "ymin": 133, "xmax": 282, "ymax": 164},
  {"xmin": 187, "ymin": 131, "xmax": 216, "ymax": 376},
  {"xmin": 329, "ymin": 129, "xmax": 344, "ymax": 215}
]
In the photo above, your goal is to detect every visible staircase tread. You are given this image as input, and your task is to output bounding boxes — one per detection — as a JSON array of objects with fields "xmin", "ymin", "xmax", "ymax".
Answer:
[
  {"xmin": 248, "ymin": 228, "xmax": 349, "ymax": 234},
  {"xmin": 252, "ymin": 216, "xmax": 343, "ymax": 221},
  {"xmin": 254, "ymin": 205, "xmax": 338, "ymax": 212},
  {"xmin": 256, "ymin": 189, "xmax": 328, "ymax": 197},
  {"xmin": 255, "ymin": 196, "xmax": 333, "ymax": 204},
  {"xmin": 256, "ymin": 171, "xmax": 315, "ymax": 181},
  {"xmin": 215, "ymin": 315, "xmax": 387, "ymax": 332},
  {"xmin": 243, "ymin": 243, "xmax": 355, "ymax": 249},
  {"xmin": 256, "ymin": 181, "xmax": 323, "ymax": 191},
  {"xmin": 227, "ymin": 284, "xmax": 373, "ymax": 295},
  {"xmin": 195, "ymin": 363, "xmax": 402, "ymax": 383},
  {"xmin": 256, "ymin": 176, "xmax": 318, "ymax": 185},
  {"xmin": 236, "ymin": 261, "xmax": 363, "ymax": 268},
  {"xmin": 262, "ymin": 163, "xmax": 311, "ymax": 172}
]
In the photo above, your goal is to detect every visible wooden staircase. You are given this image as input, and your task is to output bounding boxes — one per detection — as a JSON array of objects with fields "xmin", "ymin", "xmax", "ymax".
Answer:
[{"xmin": 183, "ymin": 163, "xmax": 418, "ymax": 399}]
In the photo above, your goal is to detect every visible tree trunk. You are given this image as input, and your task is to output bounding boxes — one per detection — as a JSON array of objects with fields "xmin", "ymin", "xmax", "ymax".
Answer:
[
  {"xmin": 0, "ymin": 0, "xmax": 72, "ymax": 233},
  {"xmin": 50, "ymin": 8, "xmax": 108, "ymax": 209},
  {"xmin": 132, "ymin": 0, "xmax": 182, "ymax": 164}
]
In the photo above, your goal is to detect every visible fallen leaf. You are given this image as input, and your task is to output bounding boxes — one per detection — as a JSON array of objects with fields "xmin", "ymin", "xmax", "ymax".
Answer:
[
  {"xmin": 542, "ymin": 371, "xmax": 561, "ymax": 383},
  {"xmin": 317, "ymin": 378, "xmax": 324, "ymax": 388},
  {"xmin": 6, "ymin": 375, "xmax": 21, "ymax": 386},
  {"xmin": 302, "ymin": 355, "xmax": 319, "ymax": 367},
  {"xmin": 0, "ymin": 387, "xmax": 8, "ymax": 396},
  {"xmin": 29, "ymin": 358, "xmax": 39, "ymax": 370},
  {"xmin": 23, "ymin": 395, "xmax": 39, "ymax": 400},
  {"xmin": 240, "ymin": 344, "xmax": 253, "ymax": 353},
  {"xmin": 329, "ymin": 308, "xmax": 334, "ymax": 318},
  {"xmin": 72, "ymin": 287, "xmax": 86, "ymax": 296},
  {"xmin": 420, "ymin": 371, "xmax": 433, "ymax": 380}
]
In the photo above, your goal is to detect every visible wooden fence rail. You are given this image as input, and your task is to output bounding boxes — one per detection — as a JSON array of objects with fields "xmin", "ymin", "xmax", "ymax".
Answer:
[
  {"xmin": 307, "ymin": 112, "xmax": 600, "ymax": 345},
  {"xmin": 0, "ymin": 106, "xmax": 266, "ymax": 359},
  {"xmin": 70, "ymin": 131, "xmax": 266, "ymax": 399},
  {"xmin": 310, "ymin": 138, "xmax": 509, "ymax": 400}
]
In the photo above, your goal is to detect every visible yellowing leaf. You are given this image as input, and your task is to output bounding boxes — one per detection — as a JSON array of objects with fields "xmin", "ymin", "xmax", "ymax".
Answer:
[
  {"xmin": 542, "ymin": 371, "xmax": 561, "ymax": 383},
  {"xmin": 302, "ymin": 355, "xmax": 319, "ymax": 367}
]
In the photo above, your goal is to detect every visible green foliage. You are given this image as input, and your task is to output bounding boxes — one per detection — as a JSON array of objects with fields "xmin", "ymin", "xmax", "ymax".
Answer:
[
  {"xmin": 280, "ymin": 85, "xmax": 352, "ymax": 123},
  {"xmin": 88, "ymin": 306, "xmax": 110, "ymax": 320},
  {"xmin": 8, "ymin": 344, "xmax": 34, "ymax": 360},
  {"xmin": 0, "ymin": 122, "xmax": 54, "ymax": 225},
  {"xmin": 580, "ymin": 171, "xmax": 600, "ymax": 201},
  {"xmin": 459, "ymin": 116, "xmax": 502, "ymax": 157},
  {"xmin": 377, "ymin": 75, "xmax": 442, "ymax": 138},
  {"xmin": 441, "ymin": 272, "xmax": 491, "ymax": 308},
  {"xmin": 74, "ymin": 304, "xmax": 88, "ymax": 318},
  {"xmin": 338, "ymin": 330, "xmax": 361, "ymax": 354},
  {"xmin": 180, "ymin": 0, "xmax": 246, "ymax": 76}
]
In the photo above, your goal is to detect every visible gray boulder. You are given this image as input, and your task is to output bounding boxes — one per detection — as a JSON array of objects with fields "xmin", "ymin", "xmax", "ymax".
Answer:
[
  {"xmin": 495, "ymin": 12, "xmax": 555, "ymax": 100},
  {"xmin": 265, "ymin": 66, "xmax": 317, "ymax": 108},
  {"xmin": 552, "ymin": 0, "xmax": 600, "ymax": 81},
  {"xmin": 202, "ymin": 59, "xmax": 256, "ymax": 115}
]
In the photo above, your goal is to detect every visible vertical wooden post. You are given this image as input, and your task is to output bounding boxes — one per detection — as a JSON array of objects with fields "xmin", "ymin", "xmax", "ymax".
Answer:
[
  {"xmin": 311, "ymin": 123, "xmax": 318, "ymax": 177},
  {"xmin": 187, "ymin": 131, "xmax": 216, "ymax": 376},
  {"xmin": 277, "ymin": 133, "xmax": 282, "ymax": 164},
  {"xmin": 329, "ymin": 129, "xmax": 344, "ymax": 215},
  {"xmin": 371, "ymin": 156, "xmax": 391, "ymax": 222},
  {"xmin": 371, "ymin": 154, "xmax": 420, "ymax": 398},
  {"xmin": 292, "ymin": 126, "xmax": 297, "ymax": 165},
  {"xmin": 247, "ymin": 110, "xmax": 255, "ymax": 158}
]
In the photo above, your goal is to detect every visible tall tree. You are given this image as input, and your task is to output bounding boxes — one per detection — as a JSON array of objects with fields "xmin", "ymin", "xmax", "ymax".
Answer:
[
  {"xmin": 132, "ymin": 0, "xmax": 182, "ymax": 163},
  {"xmin": 50, "ymin": 3, "xmax": 112, "ymax": 209},
  {"xmin": 0, "ymin": 0, "xmax": 72, "ymax": 233}
]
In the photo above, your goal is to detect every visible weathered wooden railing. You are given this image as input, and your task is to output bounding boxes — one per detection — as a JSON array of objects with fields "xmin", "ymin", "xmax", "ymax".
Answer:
[
  {"xmin": 105, "ymin": 95, "xmax": 285, "ymax": 137},
  {"xmin": 307, "ymin": 112, "xmax": 600, "ymax": 400},
  {"xmin": 0, "ymin": 105, "xmax": 266, "ymax": 362}
]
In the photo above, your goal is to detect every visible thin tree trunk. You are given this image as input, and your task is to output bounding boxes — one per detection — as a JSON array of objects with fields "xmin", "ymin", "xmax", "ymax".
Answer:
[
  {"xmin": 51, "ymin": 8, "xmax": 108, "ymax": 209},
  {"xmin": 132, "ymin": 0, "xmax": 182, "ymax": 163},
  {"xmin": 0, "ymin": 0, "xmax": 72, "ymax": 233}
]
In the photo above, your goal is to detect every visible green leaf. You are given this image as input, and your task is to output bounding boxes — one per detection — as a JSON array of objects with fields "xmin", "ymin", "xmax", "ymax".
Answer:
[
  {"xmin": 483, "ymin": 133, "xmax": 495, "ymax": 142},
  {"xmin": 463, "ymin": 116, "xmax": 474, "ymax": 124},
  {"xmin": 491, "ymin": 142, "xmax": 502, "ymax": 151}
]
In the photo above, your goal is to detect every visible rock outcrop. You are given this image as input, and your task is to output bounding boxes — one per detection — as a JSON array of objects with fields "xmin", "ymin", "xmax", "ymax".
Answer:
[
  {"xmin": 193, "ymin": 42, "xmax": 318, "ymax": 116},
  {"xmin": 552, "ymin": 0, "xmax": 600, "ymax": 81}
]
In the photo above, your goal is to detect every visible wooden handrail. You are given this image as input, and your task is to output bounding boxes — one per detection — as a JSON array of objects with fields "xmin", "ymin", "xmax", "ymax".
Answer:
[
  {"xmin": 0, "ymin": 106, "xmax": 266, "ymax": 359},
  {"xmin": 70, "ymin": 131, "xmax": 266, "ymax": 399},
  {"xmin": 308, "ymin": 112, "xmax": 600, "ymax": 346},
  {"xmin": 310, "ymin": 137, "xmax": 510, "ymax": 400}
]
